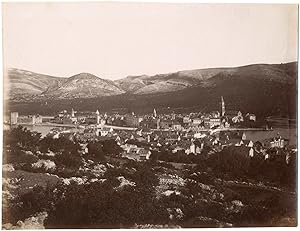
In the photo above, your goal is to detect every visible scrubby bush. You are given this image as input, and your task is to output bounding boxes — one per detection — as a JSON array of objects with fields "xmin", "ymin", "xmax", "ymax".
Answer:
[
  {"xmin": 86, "ymin": 141, "xmax": 105, "ymax": 161},
  {"xmin": 3, "ymin": 185, "xmax": 54, "ymax": 225},
  {"xmin": 86, "ymin": 139, "xmax": 123, "ymax": 161},
  {"xmin": 39, "ymin": 136, "xmax": 80, "ymax": 155},
  {"xmin": 5, "ymin": 148, "xmax": 39, "ymax": 165},
  {"xmin": 4, "ymin": 126, "xmax": 41, "ymax": 152},
  {"xmin": 207, "ymin": 147, "xmax": 251, "ymax": 178},
  {"xmin": 54, "ymin": 151, "xmax": 82, "ymax": 169},
  {"xmin": 206, "ymin": 147, "xmax": 296, "ymax": 189},
  {"xmin": 101, "ymin": 139, "xmax": 123, "ymax": 156},
  {"xmin": 44, "ymin": 179, "xmax": 168, "ymax": 228}
]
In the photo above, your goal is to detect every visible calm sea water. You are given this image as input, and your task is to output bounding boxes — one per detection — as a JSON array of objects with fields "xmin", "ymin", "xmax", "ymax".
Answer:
[{"xmin": 244, "ymin": 128, "xmax": 297, "ymax": 146}]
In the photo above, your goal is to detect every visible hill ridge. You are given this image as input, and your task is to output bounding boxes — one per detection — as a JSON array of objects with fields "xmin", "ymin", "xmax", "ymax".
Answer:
[{"xmin": 6, "ymin": 61, "xmax": 297, "ymax": 100}]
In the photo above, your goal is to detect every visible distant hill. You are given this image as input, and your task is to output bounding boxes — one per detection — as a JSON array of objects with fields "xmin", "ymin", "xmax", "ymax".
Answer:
[
  {"xmin": 5, "ymin": 69, "xmax": 67, "ymax": 100},
  {"xmin": 6, "ymin": 69, "xmax": 125, "ymax": 100},
  {"xmin": 5, "ymin": 62, "xmax": 297, "ymax": 118},
  {"xmin": 115, "ymin": 63, "xmax": 296, "ymax": 94},
  {"xmin": 45, "ymin": 73, "xmax": 125, "ymax": 99},
  {"xmin": 114, "ymin": 69, "xmax": 228, "ymax": 94}
]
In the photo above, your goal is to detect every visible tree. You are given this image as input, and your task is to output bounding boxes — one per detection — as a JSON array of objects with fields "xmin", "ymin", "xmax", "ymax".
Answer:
[
  {"xmin": 102, "ymin": 139, "xmax": 123, "ymax": 156},
  {"xmin": 45, "ymin": 179, "xmax": 169, "ymax": 228},
  {"xmin": 87, "ymin": 141, "xmax": 105, "ymax": 161},
  {"xmin": 5, "ymin": 126, "xmax": 41, "ymax": 151},
  {"xmin": 4, "ymin": 126, "xmax": 41, "ymax": 164},
  {"xmin": 39, "ymin": 136, "xmax": 80, "ymax": 155},
  {"xmin": 207, "ymin": 147, "xmax": 251, "ymax": 178},
  {"xmin": 54, "ymin": 151, "xmax": 82, "ymax": 169},
  {"xmin": 86, "ymin": 139, "xmax": 122, "ymax": 161},
  {"xmin": 4, "ymin": 184, "xmax": 54, "ymax": 224}
]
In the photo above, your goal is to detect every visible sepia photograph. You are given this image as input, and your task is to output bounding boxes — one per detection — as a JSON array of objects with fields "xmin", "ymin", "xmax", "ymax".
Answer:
[{"xmin": 1, "ymin": 1, "xmax": 298, "ymax": 229}]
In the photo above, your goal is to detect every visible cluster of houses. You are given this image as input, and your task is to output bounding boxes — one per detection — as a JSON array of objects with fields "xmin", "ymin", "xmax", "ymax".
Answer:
[
  {"xmin": 7, "ymin": 96, "xmax": 291, "ymax": 163},
  {"xmin": 8, "ymin": 97, "xmax": 257, "ymax": 133},
  {"xmin": 44, "ymin": 119, "xmax": 290, "ymax": 162},
  {"xmin": 121, "ymin": 143, "xmax": 152, "ymax": 161}
]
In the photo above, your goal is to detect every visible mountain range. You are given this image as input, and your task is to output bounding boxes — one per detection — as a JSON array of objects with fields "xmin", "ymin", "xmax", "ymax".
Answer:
[
  {"xmin": 5, "ymin": 62, "xmax": 297, "ymax": 118},
  {"xmin": 6, "ymin": 62, "xmax": 296, "ymax": 100}
]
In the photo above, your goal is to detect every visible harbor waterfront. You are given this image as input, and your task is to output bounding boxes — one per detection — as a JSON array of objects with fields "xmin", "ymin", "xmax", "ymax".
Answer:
[{"xmin": 7, "ymin": 95, "xmax": 296, "ymax": 149}]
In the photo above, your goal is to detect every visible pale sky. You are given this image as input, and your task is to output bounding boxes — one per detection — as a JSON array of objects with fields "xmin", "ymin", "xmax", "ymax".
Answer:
[{"xmin": 2, "ymin": 3, "xmax": 298, "ymax": 80}]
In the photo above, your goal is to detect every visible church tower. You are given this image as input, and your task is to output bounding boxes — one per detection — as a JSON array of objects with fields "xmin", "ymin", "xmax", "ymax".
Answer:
[
  {"xmin": 220, "ymin": 96, "xmax": 225, "ymax": 117},
  {"xmin": 153, "ymin": 108, "xmax": 157, "ymax": 118},
  {"xmin": 71, "ymin": 108, "xmax": 75, "ymax": 118},
  {"xmin": 96, "ymin": 109, "xmax": 100, "ymax": 124}
]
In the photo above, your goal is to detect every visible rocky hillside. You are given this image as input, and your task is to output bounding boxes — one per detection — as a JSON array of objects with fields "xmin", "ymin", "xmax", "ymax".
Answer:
[
  {"xmin": 5, "ymin": 69, "xmax": 67, "ymax": 100},
  {"xmin": 45, "ymin": 73, "xmax": 125, "ymax": 99},
  {"xmin": 7, "ymin": 62, "xmax": 297, "ymax": 100},
  {"xmin": 6, "ymin": 69, "xmax": 125, "ymax": 100},
  {"xmin": 7, "ymin": 62, "xmax": 297, "ymax": 99},
  {"xmin": 115, "ymin": 63, "xmax": 296, "ymax": 94},
  {"xmin": 115, "ymin": 68, "xmax": 228, "ymax": 94}
]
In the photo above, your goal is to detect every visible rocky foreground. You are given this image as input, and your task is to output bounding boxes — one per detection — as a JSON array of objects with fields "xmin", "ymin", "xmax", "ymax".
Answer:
[{"xmin": 2, "ymin": 158, "xmax": 297, "ymax": 229}]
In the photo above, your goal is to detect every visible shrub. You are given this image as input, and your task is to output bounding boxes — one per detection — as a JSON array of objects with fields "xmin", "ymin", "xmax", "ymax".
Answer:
[
  {"xmin": 4, "ymin": 126, "xmax": 41, "ymax": 152},
  {"xmin": 39, "ymin": 136, "xmax": 80, "ymax": 155},
  {"xmin": 4, "ymin": 185, "xmax": 54, "ymax": 225},
  {"xmin": 5, "ymin": 148, "xmax": 38, "ymax": 165},
  {"xmin": 44, "ymin": 180, "xmax": 169, "ymax": 228},
  {"xmin": 207, "ymin": 147, "xmax": 251, "ymax": 178},
  {"xmin": 54, "ymin": 150, "xmax": 82, "ymax": 170}
]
